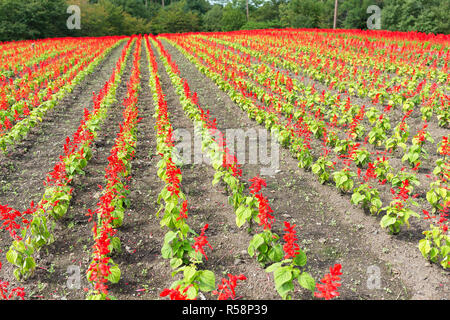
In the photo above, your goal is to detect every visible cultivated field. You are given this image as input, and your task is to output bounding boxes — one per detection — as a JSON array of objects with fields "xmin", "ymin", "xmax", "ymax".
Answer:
[{"xmin": 0, "ymin": 29, "xmax": 448, "ymax": 300}]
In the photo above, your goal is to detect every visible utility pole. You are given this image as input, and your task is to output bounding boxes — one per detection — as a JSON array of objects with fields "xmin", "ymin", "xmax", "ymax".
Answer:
[
  {"xmin": 246, "ymin": 0, "xmax": 249, "ymax": 20},
  {"xmin": 333, "ymin": 0, "xmax": 338, "ymax": 29}
]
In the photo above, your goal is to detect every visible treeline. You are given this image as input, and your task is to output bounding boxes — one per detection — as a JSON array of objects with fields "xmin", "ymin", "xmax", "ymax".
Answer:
[{"xmin": 0, "ymin": 0, "xmax": 448, "ymax": 41}]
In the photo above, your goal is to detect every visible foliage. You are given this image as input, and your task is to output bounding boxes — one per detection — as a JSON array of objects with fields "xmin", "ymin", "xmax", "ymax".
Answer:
[
  {"xmin": 150, "ymin": 1, "xmax": 201, "ymax": 34},
  {"xmin": 221, "ymin": 3, "xmax": 247, "ymax": 31}
]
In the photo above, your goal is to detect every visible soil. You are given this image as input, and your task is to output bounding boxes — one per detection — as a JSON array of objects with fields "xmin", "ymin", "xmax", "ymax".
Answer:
[{"xmin": 0, "ymin": 37, "xmax": 448, "ymax": 301}]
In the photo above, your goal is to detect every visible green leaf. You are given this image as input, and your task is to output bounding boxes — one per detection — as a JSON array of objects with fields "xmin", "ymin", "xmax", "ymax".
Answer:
[
  {"xmin": 380, "ymin": 215, "xmax": 396, "ymax": 228},
  {"xmin": 248, "ymin": 240, "xmax": 256, "ymax": 257},
  {"xmin": 161, "ymin": 243, "xmax": 173, "ymax": 259},
  {"xmin": 298, "ymin": 272, "xmax": 316, "ymax": 292},
  {"xmin": 197, "ymin": 270, "xmax": 216, "ymax": 292},
  {"xmin": 293, "ymin": 251, "xmax": 307, "ymax": 267},
  {"xmin": 24, "ymin": 257, "xmax": 36, "ymax": 271},
  {"xmin": 418, "ymin": 239, "xmax": 431, "ymax": 257},
  {"xmin": 212, "ymin": 171, "xmax": 224, "ymax": 185},
  {"xmin": 429, "ymin": 248, "xmax": 439, "ymax": 260},
  {"xmin": 164, "ymin": 231, "xmax": 177, "ymax": 244},
  {"xmin": 6, "ymin": 249, "xmax": 18, "ymax": 265},
  {"xmin": 183, "ymin": 266, "xmax": 197, "ymax": 282},
  {"xmin": 276, "ymin": 281, "xmax": 294, "ymax": 299},
  {"xmin": 13, "ymin": 269, "xmax": 21, "ymax": 281},
  {"xmin": 185, "ymin": 285, "xmax": 198, "ymax": 300},
  {"xmin": 268, "ymin": 244, "xmax": 283, "ymax": 262},
  {"xmin": 111, "ymin": 237, "xmax": 121, "ymax": 253},
  {"xmin": 274, "ymin": 266, "xmax": 292, "ymax": 287},
  {"xmin": 351, "ymin": 192, "xmax": 365, "ymax": 205},
  {"xmin": 170, "ymin": 258, "xmax": 183, "ymax": 269},
  {"xmin": 107, "ymin": 265, "xmax": 121, "ymax": 284},
  {"xmin": 426, "ymin": 190, "xmax": 438, "ymax": 205},
  {"xmin": 338, "ymin": 174, "xmax": 348, "ymax": 186},
  {"xmin": 265, "ymin": 262, "xmax": 282, "ymax": 273},
  {"xmin": 235, "ymin": 206, "xmax": 247, "ymax": 228}
]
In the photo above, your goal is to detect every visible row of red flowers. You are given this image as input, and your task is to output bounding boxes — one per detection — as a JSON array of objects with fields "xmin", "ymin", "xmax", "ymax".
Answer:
[
  {"xmin": 1, "ymin": 37, "xmax": 136, "ymax": 284},
  {"xmin": 86, "ymin": 36, "xmax": 142, "ymax": 300},
  {"xmin": 147, "ymin": 35, "xmax": 247, "ymax": 301},
  {"xmin": 155, "ymin": 34, "xmax": 342, "ymax": 300}
]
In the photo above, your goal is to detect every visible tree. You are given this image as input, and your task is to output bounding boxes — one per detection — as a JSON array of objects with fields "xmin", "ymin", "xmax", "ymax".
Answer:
[
  {"xmin": 0, "ymin": 0, "xmax": 68, "ymax": 41},
  {"xmin": 251, "ymin": 0, "xmax": 282, "ymax": 22},
  {"xmin": 186, "ymin": 0, "xmax": 211, "ymax": 15},
  {"xmin": 203, "ymin": 4, "xmax": 224, "ymax": 31},
  {"xmin": 150, "ymin": 0, "xmax": 200, "ymax": 34},
  {"xmin": 280, "ymin": 0, "xmax": 326, "ymax": 29},
  {"xmin": 381, "ymin": 0, "xmax": 450, "ymax": 34},
  {"xmin": 221, "ymin": 3, "xmax": 247, "ymax": 31},
  {"xmin": 68, "ymin": 0, "xmax": 150, "ymax": 37},
  {"xmin": 109, "ymin": 0, "xmax": 161, "ymax": 21},
  {"xmin": 341, "ymin": 0, "xmax": 383, "ymax": 30}
]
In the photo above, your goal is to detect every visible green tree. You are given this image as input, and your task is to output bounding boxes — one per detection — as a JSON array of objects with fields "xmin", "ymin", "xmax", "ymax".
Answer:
[
  {"xmin": 0, "ymin": 0, "xmax": 68, "ymax": 41},
  {"xmin": 341, "ymin": 0, "xmax": 383, "ymax": 30},
  {"xmin": 382, "ymin": 0, "xmax": 449, "ymax": 34},
  {"xmin": 221, "ymin": 3, "xmax": 247, "ymax": 31},
  {"xmin": 251, "ymin": 0, "xmax": 284, "ymax": 22},
  {"xmin": 69, "ymin": 0, "xmax": 150, "ymax": 37},
  {"xmin": 109, "ymin": 0, "xmax": 161, "ymax": 21},
  {"xmin": 280, "ymin": 0, "xmax": 326, "ymax": 29},
  {"xmin": 186, "ymin": 0, "xmax": 211, "ymax": 14},
  {"xmin": 203, "ymin": 4, "xmax": 224, "ymax": 31},
  {"xmin": 150, "ymin": 0, "xmax": 200, "ymax": 34}
]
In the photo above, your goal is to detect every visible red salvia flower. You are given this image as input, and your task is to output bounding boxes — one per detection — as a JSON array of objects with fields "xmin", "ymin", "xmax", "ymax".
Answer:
[
  {"xmin": 160, "ymin": 285, "xmax": 195, "ymax": 300},
  {"xmin": 192, "ymin": 224, "xmax": 213, "ymax": 260},
  {"xmin": 249, "ymin": 176, "xmax": 267, "ymax": 195},
  {"xmin": 282, "ymin": 221, "xmax": 300, "ymax": 259},
  {"xmin": 212, "ymin": 274, "xmax": 247, "ymax": 300},
  {"xmin": 255, "ymin": 193, "xmax": 274, "ymax": 230},
  {"xmin": 176, "ymin": 200, "xmax": 189, "ymax": 221},
  {"xmin": 0, "ymin": 261, "xmax": 26, "ymax": 300},
  {"xmin": 314, "ymin": 264, "xmax": 342, "ymax": 300}
]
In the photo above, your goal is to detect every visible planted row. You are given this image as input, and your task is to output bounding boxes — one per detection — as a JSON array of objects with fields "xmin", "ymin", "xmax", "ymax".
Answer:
[
  {"xmin": 86, "ymin": 36, "xmax": 142, "ymax": 300},
  {"xmin": 4, "ymin": 37, "xmax": 136, "ymax": 281}
]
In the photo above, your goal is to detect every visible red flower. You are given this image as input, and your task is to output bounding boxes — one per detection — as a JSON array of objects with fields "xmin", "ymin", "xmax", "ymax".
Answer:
[
  {"xmin": 212, "ymin": 274, "xmax": 246, "ymax": 300},
  {"xmin": 166, "ymin": 159, "xmax": 181, "ymax": 197},
  {"xmin": 282, "ymin": 221, "xmax": 300, "ymax": 259},
  {"xmin": 314, "ymin": 264, "xmax": 342, "ymax": 300},
  {"xmin": 176, "ymin": 200, "xmax": 188, "ymax": 221},
  {"xmin": 160, "ymin": 284, "xmax": 195, "ymax": 300},
  {"xmin": 249, "ymin": 176, "xmax": 267, "ymax": 195},
  {"xmin": 422, "ymin": 209, "xmax": 436, "ymax": 220},
  {"xmin": 255, "ymin": 193, "xmax": 274, "ymax": 230},
  {"xmin": 412, "ymin": 162, "xmax": 421, "ymax": 171},
  {"xmin": 0, "ymin": 261, "xmax": 26, "ymax": 300},
  {"xmin": 192, "ymin": 224, "xmax": 213, "ymax": 260}
]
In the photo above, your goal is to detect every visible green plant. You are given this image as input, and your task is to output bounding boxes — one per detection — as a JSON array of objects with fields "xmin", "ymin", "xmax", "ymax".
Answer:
[
  {"xmin": 419, "ymin": 224, "xmax": 450, "ymax": 269},
  {"xmin": 353, "ymin": 148, "xmax": 371, "ymax": 168},
  {"xmin": 248, "ymin": 229, "xmax": 283, "ymax": 267},
  {"xmin": 312, "ymin": 156, "xmax": 334, "ymax": 184},
  {"xmin": 333, "ymin": 168, "xmax": 356, "ymax": 193},
  {"xmin": 264, "ymin": 222, "xmax": 315, "ymax": 300},
  {"xmin": 351, "ymin": 184, "xmax": 382, "ymax": 215}
]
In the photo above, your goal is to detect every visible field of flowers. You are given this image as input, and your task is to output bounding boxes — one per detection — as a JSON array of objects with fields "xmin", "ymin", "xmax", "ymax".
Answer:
[{"xmin": 0, "ymin": 29, "xmax": 448, "ymax": 301}]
